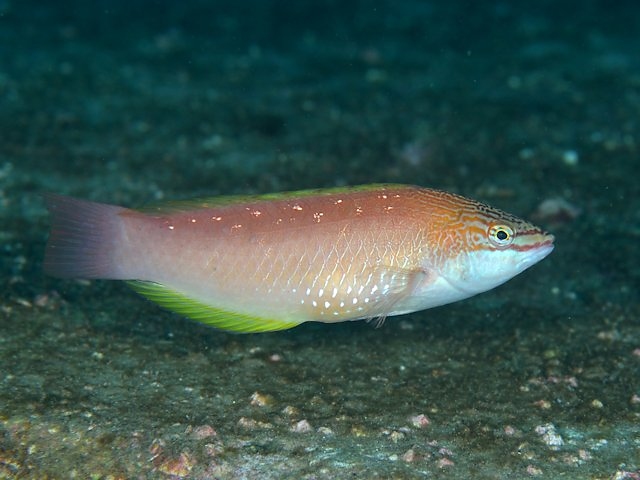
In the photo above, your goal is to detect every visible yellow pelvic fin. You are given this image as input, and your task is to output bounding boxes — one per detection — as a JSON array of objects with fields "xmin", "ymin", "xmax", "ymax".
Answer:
[{"xmin": 126, "ymin": 280, "xmax": 302, "ymax": 333}]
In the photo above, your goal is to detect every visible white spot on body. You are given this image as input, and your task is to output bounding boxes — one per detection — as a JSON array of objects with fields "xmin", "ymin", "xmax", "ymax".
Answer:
[{"xmin": 324, "ymin": 301, "xmax": 331, "ymax": 309}]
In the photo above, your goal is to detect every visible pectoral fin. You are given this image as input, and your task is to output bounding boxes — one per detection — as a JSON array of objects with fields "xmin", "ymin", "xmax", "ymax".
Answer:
[{"xmin": 356, "ymin": 266, "xmax": 428, "ymax": 325}]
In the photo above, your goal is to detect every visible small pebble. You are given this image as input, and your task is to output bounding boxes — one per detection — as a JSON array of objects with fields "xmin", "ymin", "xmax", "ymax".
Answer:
[
  {"xmin": 533, "ymin": 399, "xmax": 551, "ymax": 409},
  {"xmin": 91, "ymin": 351, "xmax": 104, "ymax": 361},
  {"xmin": 192, "ymin": 425, "xmax": 217, "ymax": 440},
  {"xmin": 578, "ymin": 449, "xmax": 592, "ymax": 461},
  {"xmin": 438, "ymin": 447, "xmax": 453, "ymax": 457},
  {"xmin": 535, "ymin": 423, "xmax": 564, "ymax": 449},
  {"xmin": 527, "ymin": 465, "xmax": 543, "ymax": 476},
  {"xmin": 282, "ymin": 405, "xmax": 299, "ymax": 416},
  {"xmin": 291, "ymin": 419, "xmax": 312, "ymax": 433},
  {"xmin": 237, "ymin": 417, "xmax": 272, "ymax": 430},
  {"xmin": 562, "ymin": 149, "xmax": 579, "ymax": 166},
  {"xmin": 409, "ymin": 414, "xmax": 430, "ymax": 428},
  {"xmin": 250, "ymin": 391, "xmax": 272, "ymax": 407},
  {"xmin": 401, "ymin": 448, "xmax": 416, "ymax": 462},
  {"xmin": 437, "ymin": 457, "xmax": 454, "ymax": 468},
  {"xmin": 157, "ymin": 452, "xmax": 195, "ymax": 477},
  {"xmin": 532, "ymin": 197, "xmax": 581, "ymax": 226}
]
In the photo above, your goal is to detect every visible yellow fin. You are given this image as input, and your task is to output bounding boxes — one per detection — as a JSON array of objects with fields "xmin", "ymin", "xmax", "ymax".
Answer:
[{"xmin": 126, "ymin": 280, "xmax": 301, "ymax": 333}]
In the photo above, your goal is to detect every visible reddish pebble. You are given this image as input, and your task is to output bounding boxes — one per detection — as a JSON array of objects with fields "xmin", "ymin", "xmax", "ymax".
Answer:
[
  {"xmin": 204, "ymin": 442, "xmax": 225, "ymax": 457},
  {"xmin": 532, "ymin": 197, "xmax": 580, "ymax": 227},
  {"xmin": 564, "ymin": 376, "xmax": 578, "ymax": 388},
  {"xmin": 157, "ymin": 452, "xmax": 195, "ymax": 477},
  {"xmin": 34, "ymin": 294, "xmax": 50, "ymax": 307},
  {"xmin": 401, "ymin": 448, "xmax": 416, "ymax": 463},
  {"xmin": 533, "ymin": 399, "xmax": 551, "ymax": 409},
  {"xmin": 192, "ymin": 425, "xmax": 217, "ymax": 440},
  {"xmin": 409, "ymin": 414, "xmax": 430, "ymax": 428},
  {"xmin": 149, "ymin": 438, "xmax": 165, "ymax": 457},
  {"xmin": 527, "ymin": 465, "xmax": 543, "ymax": 476},
  {"xmin": 438, "ymin": 447, "xmax": 453, "ymax": 457}
]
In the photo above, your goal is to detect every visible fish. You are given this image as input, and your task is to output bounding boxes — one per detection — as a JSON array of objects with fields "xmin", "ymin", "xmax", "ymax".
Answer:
[{"xmin": 43, "ymin": 184, "xmax": 554, "ymax": 333}]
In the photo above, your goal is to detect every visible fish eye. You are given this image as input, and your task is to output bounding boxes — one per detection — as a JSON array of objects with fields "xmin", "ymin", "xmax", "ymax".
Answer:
[{"xmin": 488, "ymin": 224, "xmax": 514, "ymax": 247}]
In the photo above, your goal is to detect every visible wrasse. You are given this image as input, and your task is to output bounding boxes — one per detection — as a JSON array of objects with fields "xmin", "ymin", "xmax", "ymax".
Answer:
[{"xmin": 44, "ymin": 184, "xmax": 554, "ymax": 333}]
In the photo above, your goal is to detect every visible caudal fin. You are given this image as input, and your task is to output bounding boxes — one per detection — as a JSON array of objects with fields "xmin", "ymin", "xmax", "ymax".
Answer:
[{"xmin": 43, "ymin": 194, "xmax": 126, "ymax": 279}]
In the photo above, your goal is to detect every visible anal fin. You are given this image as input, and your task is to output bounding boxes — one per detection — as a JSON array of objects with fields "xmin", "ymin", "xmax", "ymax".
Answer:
[{"xmin": 127, "ymin": 280, "xmax": 301, "ymax": 333}]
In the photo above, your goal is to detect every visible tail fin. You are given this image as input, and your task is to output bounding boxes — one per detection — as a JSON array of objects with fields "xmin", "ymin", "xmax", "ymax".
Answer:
[{"xmin": 43, "ymin": 194, "xmax": 126, "ymax": 279}]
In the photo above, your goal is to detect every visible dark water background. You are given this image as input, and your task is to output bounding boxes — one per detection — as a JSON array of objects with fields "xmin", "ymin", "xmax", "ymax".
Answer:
[{"xmin": 1, "ymin": 1, "xmax": 639, "ymax": 478}]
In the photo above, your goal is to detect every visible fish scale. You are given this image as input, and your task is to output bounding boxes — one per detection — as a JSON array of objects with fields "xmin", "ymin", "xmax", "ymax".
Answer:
[{"xmin": 44, "ymin": 184, "xmax": 554, "ymax": 333}]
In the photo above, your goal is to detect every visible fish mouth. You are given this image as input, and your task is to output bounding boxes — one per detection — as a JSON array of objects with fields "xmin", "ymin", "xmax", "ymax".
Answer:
[
  {"xmin": 535, "ymin": 232, "xmax": 555, "ymax": 253},
  {"xmin": 533, "ymin": 241, "xmax": 554, "ymax": 259},
  {"xmin": 516, "ymin": 237, "xmax": 555, "ymax": 270},
  {"xmin": 514, "ymin": 229, "xmax": 554, "ymax": 248}
]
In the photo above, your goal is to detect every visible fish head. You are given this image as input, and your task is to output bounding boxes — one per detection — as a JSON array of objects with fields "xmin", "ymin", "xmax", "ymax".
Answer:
[{"xmin": 433, "ymin": 204, "xmax": 555, "ymax": 297}]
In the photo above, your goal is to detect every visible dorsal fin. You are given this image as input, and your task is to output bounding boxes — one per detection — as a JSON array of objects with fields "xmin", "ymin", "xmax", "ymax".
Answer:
[{"xmin": 135, "ymin": 183, "xmax": 407, "ymax": 214}]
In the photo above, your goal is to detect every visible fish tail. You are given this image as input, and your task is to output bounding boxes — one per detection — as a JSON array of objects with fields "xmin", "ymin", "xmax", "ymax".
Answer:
[{"xmin": 43, "ymin": 193, "xmax": 126, "ymax": 279}]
